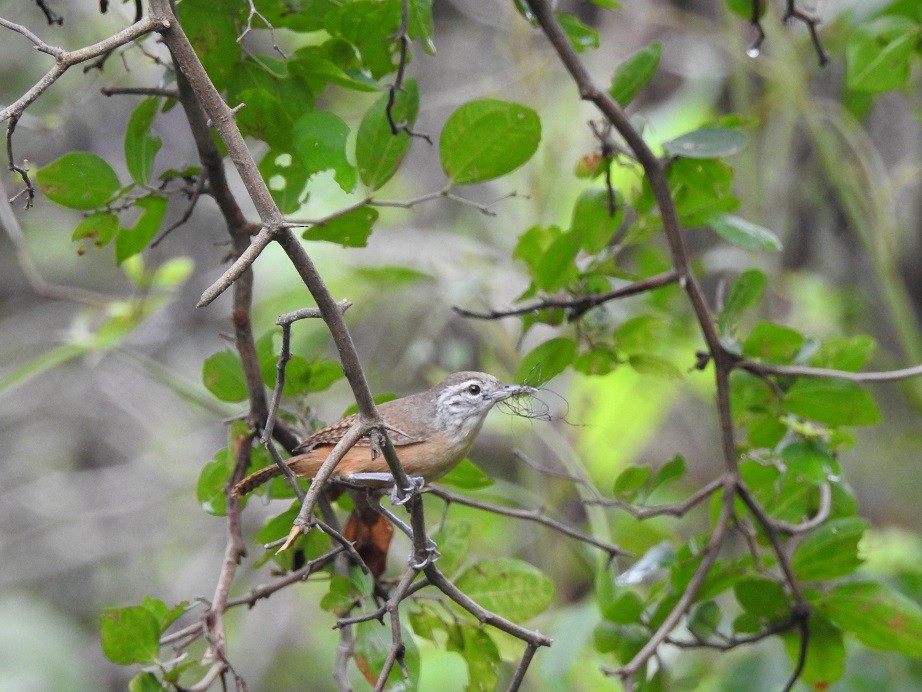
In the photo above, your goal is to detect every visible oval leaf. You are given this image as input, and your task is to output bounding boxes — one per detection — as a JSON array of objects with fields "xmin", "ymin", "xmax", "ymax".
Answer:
[
  {"xmin": 125, "ymin": 97, "xmax": 162, "ymax": 185},
  {"xmin": 356, "ymin": 80, "xmax": 420, "ymax": 190},
  {"xmin": 783, "ymin": 379, "xmax": 881, "ymax": 427},
  {"xmin": 609, "ymin": 42, "xmax": 662, "ymax": 107},
  {"xmin": 791, "ymin": 517, "xmax": 867, "ymax": 581},
  {"xmin": 516, "ymin": 337, "xmax": 576, "ymax": 385},
  {"xmin": 815, "ymin": 581, "xmax": 922, "ymax": 657},
  {"xmin": 99, "ymin": 606, "xmax": 160, "ymax": 665},
  {"xmin": 662, "ymin": 127, "xmax": 749, "ymax": 159},
  {"xmin": 709, "ymin": 214, "xmax": 782, "ymax": 252},
  {"xmin": 302, "ymin": 207, "xmax": 378, "ymax": 247},
  {"xmin": 440, "ymin": 99, "xmax": 541, "ymax": 185},
  {"xmin": 455, "ymin": 557, "xmax": 554, "ymax": 623},
  {"xmin": 36, "ymin": 152, "xmax": 121, "ymax": 210},
  {"xmin": 202, "ymin": 350, "xmax": 248, "ymax": 402}
]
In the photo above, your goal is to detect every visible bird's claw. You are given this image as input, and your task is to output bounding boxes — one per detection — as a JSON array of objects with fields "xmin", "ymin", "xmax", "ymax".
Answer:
[
  {"xmin": 390, "ymin": 475, "xmax": 425, "ymax": 506},
  {"xmin": 408, "ymin": 539, "xmax": 440, "ymax": 570}
]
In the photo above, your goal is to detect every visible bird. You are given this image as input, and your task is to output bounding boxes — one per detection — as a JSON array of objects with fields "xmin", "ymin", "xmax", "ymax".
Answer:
[{"xmin": 232, "ymin": 371, "xmax": 535, "ymax": 499}]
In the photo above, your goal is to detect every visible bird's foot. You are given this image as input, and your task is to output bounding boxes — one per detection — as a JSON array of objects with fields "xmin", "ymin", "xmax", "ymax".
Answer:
[
  {"xmin": 390, "ymin": 475, "xmax": 425, "ymax": 506},
  {"xmin": 408, "ymin": 538, "xmax": 441, "ymax": 570}
]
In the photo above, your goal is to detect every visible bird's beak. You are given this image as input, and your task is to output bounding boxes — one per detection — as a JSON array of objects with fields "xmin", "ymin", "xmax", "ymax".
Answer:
[{"xmin": 486, "ymin": 383, "xmax": 537, "ymax": 402}]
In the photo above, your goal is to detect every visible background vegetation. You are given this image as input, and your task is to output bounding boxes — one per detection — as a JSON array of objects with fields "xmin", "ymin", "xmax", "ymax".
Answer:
[{"xmin": 0, "ymin": 0, "xmax": 920, "ymax": 690}]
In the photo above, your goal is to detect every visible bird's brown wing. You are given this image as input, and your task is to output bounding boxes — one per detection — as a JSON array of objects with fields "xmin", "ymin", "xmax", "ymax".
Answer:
[{"xmin": 292, "ymin": 412, "xmax": 424, "ymax": 453}]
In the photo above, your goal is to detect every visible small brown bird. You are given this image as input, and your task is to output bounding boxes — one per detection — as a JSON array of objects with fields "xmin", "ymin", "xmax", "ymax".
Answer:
[{"xmin": 232, "ymin": 371, "xmax": 535, "ymax": 498}]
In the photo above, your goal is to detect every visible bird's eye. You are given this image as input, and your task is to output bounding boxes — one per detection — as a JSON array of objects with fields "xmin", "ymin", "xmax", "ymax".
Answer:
[{"xmin": 467, "ymin": 384, "xmax": 481, "ymax": 395}]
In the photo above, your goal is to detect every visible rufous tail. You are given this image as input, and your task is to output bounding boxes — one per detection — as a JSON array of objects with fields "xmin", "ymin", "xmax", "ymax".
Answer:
[{"xmin": 232, "ymin": 461, "xmax": 288, "ymax": 498}]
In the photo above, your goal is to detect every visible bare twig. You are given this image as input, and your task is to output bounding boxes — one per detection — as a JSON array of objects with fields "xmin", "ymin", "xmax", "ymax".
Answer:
[
  {"xmin": 739, "ymin": 359, "xmax": 922, "ymax": 384},
  {"xmin": 35, "ymin": 0, "xmax": 63, "ymax": 25},
  {"xmin": 385, "ymin": 0, "xmax": 431, "ymax": 144},
  {"xmin": 783, "ymin": 0, "xmax": 829, "ymax": 67},
  {"xmin": 101, "ymin": 85, "xmax": 178, "ymax": 99},
  {"xmin": 0, "ymin": 15, "xmax": 168, "ymax": 123},
  {"xmin": 453, "ymin": 270, "xmax": 680, "ymax": 322},
  {"xmin": 427, "ymin": 486, "xmax": 629, "ymax": 557}
]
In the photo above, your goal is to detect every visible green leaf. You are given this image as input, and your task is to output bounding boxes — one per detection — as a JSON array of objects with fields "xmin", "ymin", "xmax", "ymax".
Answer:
[
  {"xmin": 667, "ymin": 158, "xmax": 738, "ymax": 226},
  {"xmin": 734, "ymin": 578, "xmax": 788, "ymax": 618},
  {"xmin": 648, "ymin": 455, "xmax": 686, "ymax": 494},
  {"xmin": 99, "ymin": 606, "xmax": 160, "ymax": 665},
  {"xmin": 455, "ymin": 558, "xmax": 554, "ymax": 623},
  {"xmin": 202, "ymin": 350, "xmax": 247, "ymax": 402},
  {"xmin": 176, "ymin": 0, "xmax": 239, "ymax": 90},
  {"xmin": 783, "ymin": 379, "xmax": 881, "ymax": 427},
  {"xmin": 227, "ymin": 57, "xmax": 315, "ymax": 150},
  {"xmin": 533, "ymin": 231, "xmax": 581, "ymax": 291},
  {"xmin": 452, "ymin": 624, "xmax": 501, "ymax": 690},
  {"xmin": 516, "ymin": 337, "xmax": 577, "ymax": 384},
  {"xmin": 791, "ymin": 518, "xmax": 868, "ymax": 581},
  {"xmin": 718, "ymin": 268, "xmax": 766, "ymax": 334},
  {"xmin": 780, "ymin": 440, "xmax": 834, "ymax": 484},
  {"xmin": 125, "ymin": 98, "xmax": 162, "ymax": 185},
  {"xmin": 627, "ymin": 353, "xmax": 682, "ymax": 379},
  {"xmin": 36, "ymin": 152, "xmax": 121, "ymax": 210},
  {"xmin": 353, "ymin": 619, "xmax": 420, "ymax": 689},
  {"xmin": 197, "ymin": 451, "xmax": 231, "ymax": 516},
  {"xmin": 440, "ymin": 99, "xmax": 541, "ymax": 185},
  {"xmin": 140, "ymin": 597, "xmax": 188, "ymax": 632},
  {"xmin": 115, "ymin": 196, "xmax": 168, "ymax": 264},
  {"xmin": 431, "ymin": 520, "xmax": 471, "ymax": 578},
  {"xmin": 815, "ymin": 581, "xmax": 922, "ymax": 657},
  {"xmin": 438, "ymin": 458, "xmax": 495, "ymax": 490},
  {"xmin": 570, "ymin": 188, "xmax": 625, "ymax": 253},
  {"xmin": 289, "ymin": 46, "xmax": 380, "ymax": 92},
  {"xmin": 725, "ymin": 0, "xmax": 766, "ymax": 19},
  {"xmin": 780, "ymin": 614, "xmax": 845, "ymax": 688},
  {"xmin": 557, "ymin": 13, "xmax": 600, "ymax": 53},
  {"xmin": 616, "ymin": 315, "xmax": 670, "ymax": 356},
  {"xmin": 129, "ymin": 672, "xmax": 166, "ymax": 692},
  {"xmin": 609, "ymin": 42, "xmax": 662, "ymax": 106},
  {"xmin": 72, "ymin": 211, "xmax": 120, "ymax": 250},
  {"xmin": 688, "ymin": 601, "xmax": 721, "ymax": 640},
  {"xmin": 292, "ymin": 112, "xmax": 356, "ymax": 192},
  {"xmin": 708, "ymin": 214, "xmax": 782, "ymax": 252},
  {"xmin": 259, "ymin": 150, "xmax": 309, "ymax": 214},
  {"xmin": 602, "ymin": 590, "xmax": 644, "ymax": 625},
  {"xmin": 846, "ymin": 17, "xmax": 919, "ymax": 93},
  {"xmin": 150, "ymin": 257, "xmax": 195, "ymax": 289},
  {"xmin": 742, "ymin": 322, "xmax": 804, "ymax": 364},
  {"xmin": 809, "ymin": 335, "xmax": 876, "ymax": 372},
  {"xmin": 302, "ymin": 207, "xmax": 378, "ymax": 247},
  {"xmin": 406, "ymin": 0, "xmax": 434, "ymax": 44},
  {"xmin": 663, "ymin": 127, "xmax": 750, "ymax": 159},
  {"xmin": 614, "ymin": 465, "xmax": 651, "ymax": 500},
  {"xmin": 325, "ymin": 2, "xmax": 402, "ymax": 79},
  {"xmin": 356, "ymin": 80, "xmax": 420, "ymax": 190}
]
